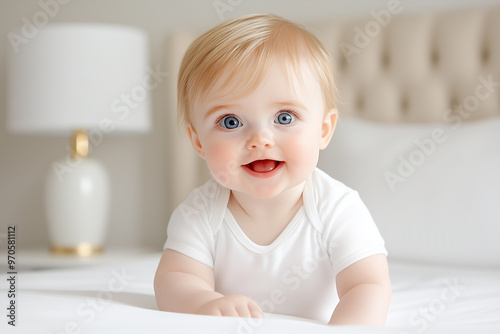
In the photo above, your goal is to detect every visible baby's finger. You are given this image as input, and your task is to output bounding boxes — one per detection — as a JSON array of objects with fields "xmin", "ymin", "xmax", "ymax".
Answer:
[
  {"xmin": 219, "ymin": 304, "xmax": 240, "ymax": 318},
  {"xmin": 234, "ymin": 303, "xmax": 252, "ymax": 318},
  {"xmin": 198, "ymin": 306, "xmax": 222, "ymax": 317},
  {"xmin": 248, "ymin": 301, "xmax": 264, "ymax": 318}
]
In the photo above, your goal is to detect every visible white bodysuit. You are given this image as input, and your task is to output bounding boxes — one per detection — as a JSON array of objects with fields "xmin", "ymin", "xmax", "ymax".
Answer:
[{"xmin": 164, "ymin": 168, "xmax": 387, "ymax": 323}]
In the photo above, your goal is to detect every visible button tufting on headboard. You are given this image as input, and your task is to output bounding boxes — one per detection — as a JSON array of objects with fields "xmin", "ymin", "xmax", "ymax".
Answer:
[{"xmin": 309, "ymin": 6, "xmax": 500, "ymax": 122}]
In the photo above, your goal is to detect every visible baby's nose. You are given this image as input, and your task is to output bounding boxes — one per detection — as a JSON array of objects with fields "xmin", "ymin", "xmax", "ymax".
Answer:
[{"xmin": 246, "ymin": 127, "xmax": 274, "ymax": 150}]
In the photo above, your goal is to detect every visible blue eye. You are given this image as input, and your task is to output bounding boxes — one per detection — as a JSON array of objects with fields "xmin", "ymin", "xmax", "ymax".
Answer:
[
  {"xmin": 274, "ymin": 112, "xmax": 295, "ymax": 125},
  {"xmin": 220, "ymin": 116, "xmax": 242, "ymax": 129}
]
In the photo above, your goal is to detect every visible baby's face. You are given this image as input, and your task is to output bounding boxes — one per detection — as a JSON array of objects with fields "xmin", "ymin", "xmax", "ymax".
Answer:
[{"xmin": 188, "ymin": 60, "xmax": 336, "ymax": 199}]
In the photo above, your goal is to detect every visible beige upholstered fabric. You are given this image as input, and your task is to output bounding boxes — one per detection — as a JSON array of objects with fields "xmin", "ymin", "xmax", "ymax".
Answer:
[{"xmin": 309, "ymin": 7, "xmax": 500, "ymax": 121}]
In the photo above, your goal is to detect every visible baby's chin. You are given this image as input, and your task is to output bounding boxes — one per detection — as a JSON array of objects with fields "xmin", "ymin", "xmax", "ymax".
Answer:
[{"xmin": 227, "ymin": 180, "xmax": 307, "ymax": 201}]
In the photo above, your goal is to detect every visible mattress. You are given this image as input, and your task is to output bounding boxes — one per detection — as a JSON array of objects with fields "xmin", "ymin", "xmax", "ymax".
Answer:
[{"xmin": 1, "ymin": 253, "xmax": 499, "ymax": 333}]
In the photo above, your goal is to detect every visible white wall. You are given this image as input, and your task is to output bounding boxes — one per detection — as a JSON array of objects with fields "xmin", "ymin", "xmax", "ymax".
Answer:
[{"xmin": 1, "ymin": 0, "xmax": 498, "ymax": 251}]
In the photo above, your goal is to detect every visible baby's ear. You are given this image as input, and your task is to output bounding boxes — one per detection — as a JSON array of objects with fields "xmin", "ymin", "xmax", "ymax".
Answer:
[
  {"xmin": 320, "ymin": 109, "xmax": 338, "ymax": 150},
  {"xmin": 186, "ymin": 125, "xmax": 206, "ymax": 159}
]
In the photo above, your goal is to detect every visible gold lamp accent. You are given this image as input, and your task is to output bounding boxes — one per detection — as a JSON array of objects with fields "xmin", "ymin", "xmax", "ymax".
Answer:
[
  {"xmin": 51, "ymin": 243, "xmax": 103, "ymax": 257},
  {"xmin": 72, "ymin": 130, "xmax": 89, "ymax": 159}
]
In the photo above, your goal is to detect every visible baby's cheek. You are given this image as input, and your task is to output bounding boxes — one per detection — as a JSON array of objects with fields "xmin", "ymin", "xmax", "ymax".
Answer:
[
  {"xmin": 287, "ymin": 137, "xmax": 320, "ymax": 172},
  {"xmin": 206, "ymin": 147, "xmax": 240, "ymax": 187}
]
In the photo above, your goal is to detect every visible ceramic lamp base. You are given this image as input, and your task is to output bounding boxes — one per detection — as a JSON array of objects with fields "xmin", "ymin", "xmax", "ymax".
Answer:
[{"xmin": 45, "ymin": 157, "xmax": 110, "ymax": 256}]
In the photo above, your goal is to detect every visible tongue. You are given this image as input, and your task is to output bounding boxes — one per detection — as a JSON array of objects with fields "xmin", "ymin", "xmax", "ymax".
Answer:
[{"xmin": 250, "ymin": 160, "xmax": 277, "ymax": 173}]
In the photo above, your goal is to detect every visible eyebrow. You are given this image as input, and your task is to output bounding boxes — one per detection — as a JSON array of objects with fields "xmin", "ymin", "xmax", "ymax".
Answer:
[
  {"xmin": 203, "ymin": 104, "xmax": 236, "ymax": 120},
  {"xmin": 271, "ymin": 101, "xmax": 307, "ymax": 111}
]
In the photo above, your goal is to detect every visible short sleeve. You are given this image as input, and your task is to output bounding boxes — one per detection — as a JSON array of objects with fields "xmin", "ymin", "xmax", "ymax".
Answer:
[
  {"xmin": 164, "ymin": 187, "xmax": 217, "ymax": 268},
  {"xmin": 322, "ymin": 191, "xmax": 387, "ymax": 277}
]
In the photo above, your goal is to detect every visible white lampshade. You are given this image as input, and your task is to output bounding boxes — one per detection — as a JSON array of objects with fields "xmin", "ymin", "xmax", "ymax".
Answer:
[{"xmin": 7, "ymin": 23, "xmax": 151, "ymax": 135}]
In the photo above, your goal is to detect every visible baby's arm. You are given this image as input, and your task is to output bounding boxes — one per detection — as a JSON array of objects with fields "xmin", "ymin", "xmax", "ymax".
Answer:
[
  {"xmin": 154, "ymin": 249, "xmax": 263, "ymax": 318},
  {"xmin": 329, "ymin": 254, "xmax": 392, "ymax": 326}
]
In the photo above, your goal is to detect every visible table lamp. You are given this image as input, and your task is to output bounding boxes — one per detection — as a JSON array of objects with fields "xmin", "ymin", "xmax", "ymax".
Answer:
[{"xmin": 6, "ymin": 23, "xmax": 151, "ymax": 256}]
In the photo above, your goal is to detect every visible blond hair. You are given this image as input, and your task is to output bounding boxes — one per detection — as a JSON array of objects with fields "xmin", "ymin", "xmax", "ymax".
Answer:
[{"xmin": 177, "ymin": 14, "xmax": 337, "ymax": 128}]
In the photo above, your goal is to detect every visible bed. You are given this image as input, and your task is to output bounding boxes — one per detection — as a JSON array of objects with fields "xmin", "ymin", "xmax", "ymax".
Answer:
[
  {"xmin": 2, "ymin": 253, "xmax": 498, "ymax": 333},
  {"xmin": 3, "ymin": 5, "xmax": 500, "ymax": 333}
]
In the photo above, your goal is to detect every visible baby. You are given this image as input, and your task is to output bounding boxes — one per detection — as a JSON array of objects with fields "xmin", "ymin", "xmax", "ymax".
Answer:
[{"xmin": 154, "ymin": 14, "xmax": 391, "ymax": 325}]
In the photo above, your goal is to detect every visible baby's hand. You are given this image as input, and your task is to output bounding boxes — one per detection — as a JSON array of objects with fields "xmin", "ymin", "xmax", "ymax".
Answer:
[{"xmin": 197, "ymin": 295, "xmax": 264, "ymax": 318}]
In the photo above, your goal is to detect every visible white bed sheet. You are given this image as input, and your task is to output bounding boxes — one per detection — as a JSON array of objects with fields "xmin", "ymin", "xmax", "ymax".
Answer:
[{"xmin": 1, "ymin": 253, "xmax": 499, "ymax": 334}]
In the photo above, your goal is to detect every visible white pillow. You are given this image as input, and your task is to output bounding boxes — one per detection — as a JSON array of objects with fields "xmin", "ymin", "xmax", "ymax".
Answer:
[{"xmin": 318, "ymin": 116, "xmax": 500, "ymax": 267}]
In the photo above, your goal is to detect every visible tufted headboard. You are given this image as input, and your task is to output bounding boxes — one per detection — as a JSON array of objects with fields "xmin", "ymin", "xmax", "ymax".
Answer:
[
  {"xmin": 308, "ymin": 6, "xmax": 500, "ymax": 122},
  {"xmin": 165, "ymin": 6, "xmax": 500, "ymax": 207}
]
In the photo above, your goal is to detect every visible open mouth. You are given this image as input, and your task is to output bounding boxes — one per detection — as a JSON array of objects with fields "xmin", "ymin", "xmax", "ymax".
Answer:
[{"xmin": 244, "ymin": 159, "xmax": 283, "ymax": 173}]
